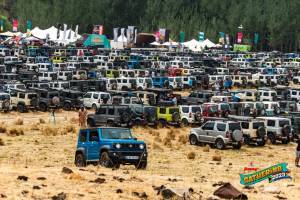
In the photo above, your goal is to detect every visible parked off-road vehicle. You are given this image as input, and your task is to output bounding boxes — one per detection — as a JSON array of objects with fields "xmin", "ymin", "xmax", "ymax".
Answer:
[
  {"xmin": 87, "ymin": 105, "xmax": 133, "ymax": 127},
  {"xmin": 157, "ymin": 106, "xmax": 181, "ymax": 127},
  {"xmin": 10, "ymin": 89, "xmax": 39, "ymax": 112},
  {"xmin": 189, "ymin": 120, "xmax": 243, "ymax": 149},
  {"xmin": 129, "ymin": 105, "xmax": 157, "ymax": 126},
  {"xmin": 75, "ymin": 127, "xmax": 147, "ymax": 169},
  {"xmin": 31, "ymin": 88, "xmax": 60, "ymax": 112},
  {"xmin": 0, "ymin": 92, "xmax": 11, "ymax": 112},
  {"xmin": 179, "ymin": 105, "xmax": 203, "ymax": 126},
  {"xmin": 229, "ymin": 115, "xmax": 266, "ymax": 146},
  {"xmin": 58, "ymin": 89, "xmax": 84, "ymax": 111},
  {"xmin": 257, "ymin": 117, "xmax": 293, "ymax": 144}
]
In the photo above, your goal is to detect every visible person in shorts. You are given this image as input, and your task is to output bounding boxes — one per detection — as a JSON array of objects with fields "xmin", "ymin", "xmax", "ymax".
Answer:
[{"xmin": 296, "ymin": 139, "xmax": 300, "ymax": 167}]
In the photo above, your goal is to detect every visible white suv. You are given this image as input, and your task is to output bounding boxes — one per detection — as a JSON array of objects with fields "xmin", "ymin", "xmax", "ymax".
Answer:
[
  {"xmin": 179, "ymin": 105, "xmax": 203, "ymax": 126},
  {"xmin": 136, "ymin": 77, "xmax": 153, "ymax": 90},
  {"xmin": 83, "ymin": 92, "xmax": 111, "ymax": 110}
]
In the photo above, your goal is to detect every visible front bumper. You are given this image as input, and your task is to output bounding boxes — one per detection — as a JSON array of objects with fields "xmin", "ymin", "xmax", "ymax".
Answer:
[{"xmin": 108, "ymin": 151, "xmax": 147, "ymax": 164}]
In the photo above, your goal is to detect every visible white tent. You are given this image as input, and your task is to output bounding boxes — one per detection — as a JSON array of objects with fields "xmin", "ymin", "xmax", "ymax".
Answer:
[
  {"xmin": 0, "ymin": 31, "xmax": 23, "ymax": 37},
  {"xmin": 30, "ymin": 26, "xmax": 81, "ymax": 44},
  {"xmin": 182, "ymin": 39, "xmax": 203, "ymax": 51},
  {"xmin": 162, "ymin": 41, "xmax": 179, "ymax": 46},
  {"xmin": 117, "ymin": 35, "xmax": 127, "ymax": 42},
  {"xmin": 201, "ymin": 39, "xmax": 216, "ymax": 48},
  {"xmin": 150, "ymin": 41, "xmax": 161, "ymax": 46}
]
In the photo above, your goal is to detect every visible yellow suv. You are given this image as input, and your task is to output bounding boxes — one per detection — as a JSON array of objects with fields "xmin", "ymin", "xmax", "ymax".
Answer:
[
  {"xmin": 157, "ymin": 106, "xmax": 181, "ymax": 127},
  {"xmin": 51, "ymin": 56, "xmax": 66, "ymax": 63}
]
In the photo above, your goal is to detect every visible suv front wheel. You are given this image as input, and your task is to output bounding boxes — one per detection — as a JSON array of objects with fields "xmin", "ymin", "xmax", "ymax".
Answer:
[
  {"xmin": 189, "ymin": 135, "xmax": 198, "ymax": 145},
  {"xmin": 75, "ymin": 153, "xmax": 86, "ymax": 167},
  {"xmin": 99, "ymin": 151, "xmax": 113, "ymax": 168},
  {"xmin": 215, "ymin": 139, "xmax": 225, "ymax": 150}
]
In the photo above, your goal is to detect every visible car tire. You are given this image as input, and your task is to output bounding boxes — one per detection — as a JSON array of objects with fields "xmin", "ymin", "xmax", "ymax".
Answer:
[
  {"xmin": 233, "ymin": 142, "xmax": 242, "ymax": 149},
  {"xmin": 182, "ymin": 118, "xmax": 189, "ymax": 127},
  {"xmin": 257, "ymin": 139, "xmax": 266, "ymax": 146},
  {"xmin": 64, "ymin": 103, "xmax": 71, "ymax": 111},
  {"xmin": 39, "ymin": 103, "xmax": 47, "ymax": 112},
  {"xmin": 215, "ymin": 139, "xmax": 225, "ymax": 150},
  {"xmin": 87, "ymin": 118, "xmax": 95, "ymax": 127},
  {"xmin": 17, "ymin": 104, "xmax": 25, "ymax": 113},
  {"xmin": 99, "ymin": 151, "xmax": 113, "ymax": 168},
  {"xmin": 158, "ymin": 119, "xmax": 166, "ymax": 128},
  {"xmin": 268, "ymin": 133, "xmax": 276, "ymax": 144},
  {"xmin": 189, "ymin": 135, "xmax": 198, "ymax": 145},
  {"xmin": 75, "ymin": 153, "xmax": 86, "ymax": 167},
  {"xmin": 282, "ymin": 138, "xmax": 290, "ymax": 144},
  {"xmin": 243, "ymin": 135, "xmax": 251, "ymax": 145},
  {"xmin": 136, "ymin": 161, "xmax": 147, "ymax": 169}
]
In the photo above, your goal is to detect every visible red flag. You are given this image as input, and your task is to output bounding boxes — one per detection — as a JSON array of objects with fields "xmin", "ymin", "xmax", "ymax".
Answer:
[
  {"xmin": 99, "ymin": 25, "xmax": 103, "ymax": 35},
  {"xmin": 13, "ymin": 19, "xmax": 18, "ymax": 32},
  {"xmin": 237, "ymin": 32, "xmax": 243, "ymax": 44}
]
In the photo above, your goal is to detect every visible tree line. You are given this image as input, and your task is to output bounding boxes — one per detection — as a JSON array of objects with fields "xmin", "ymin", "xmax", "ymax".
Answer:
[{"xmin": 0, "ymin": 0, "xmax": 298, "ymax": 51}]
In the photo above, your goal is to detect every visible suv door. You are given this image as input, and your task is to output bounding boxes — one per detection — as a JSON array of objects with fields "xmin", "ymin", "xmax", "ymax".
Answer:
[
  {"xmin": 83, "ymin": 92, "xmax": 92, "ymax": 107},
  {"xmin": 215, "ymin": 122, "xmax": 227, "ymax": 142},
  {"xmin": 94, "ymin": 106, "xmax": 107, "ymax": 125},
  {"xmin": 200, "ymin": 122, "xmax": 215, "ymax": 142},
  {"xmin": 87, "ymin": 129, "xmax": 100, "ymax": 161}
]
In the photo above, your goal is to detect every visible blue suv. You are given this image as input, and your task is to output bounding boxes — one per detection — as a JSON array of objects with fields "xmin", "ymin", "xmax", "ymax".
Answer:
[{"xmin": 75, "ymin": 127, "xmax": 147, "ymax": 169}]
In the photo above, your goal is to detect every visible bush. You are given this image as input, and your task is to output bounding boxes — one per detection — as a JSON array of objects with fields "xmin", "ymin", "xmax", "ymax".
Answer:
[
  {"xmin": 0, "ymin": 138, "xmax": 4, "ymax": 146},
  {"xmin": 187, "ymin": 152, "xmax": 196, "ymax": 160},
  {"xmin": 0, "ymin": 123, "xmax": 7, "ymax": 133},
  {"xmin": 39, "ymin": 118, "xmax": 46, "ymax": 124},
  {"xmin": 15, "ymin": 117, "xmax": 24, "ymax": 125},
  {"xmin": 8, "ymin": 128, "xmax": 24, "ymax": 136},
  {"xmin": 212, "ymin": 155, "xmax": 222, "ymax": 161}
]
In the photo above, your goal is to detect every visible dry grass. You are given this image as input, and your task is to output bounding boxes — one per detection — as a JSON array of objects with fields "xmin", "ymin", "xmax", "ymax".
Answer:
[
  {"xmin": 187, "ymin": 151, "xmax": 196, "ymax": 160},
  {"xmin": 14, "ymin": 117, "xmax": 24, "ymax": 125},
  {"xmin": 154, "ymin": 136, "xmax": 162, "ymax": 143},
  {"xmin": 39, "ymin": 118, "xmax": 46, "ymax": 124},
  {"xmin": 0, "ymin": 123, "xmax": 7, "ymax": 133},
  {"xmin": 0, "ymin": 138, "xmax": 4, "ymax": 146},
  {"xmin": 41, "ymin": 125, "xmax": 61, "ymax": 136},
  {"xmin": 149, "ymin": 130, "xmax": 160, "ymax": 137},
  {"xmin": 166, "ymin": 129, "xmax": 176, "ymax": 140},
  {"xmin": 68, "ymin": 173, "xmax": 85, "ymax": 181},
  {"xmin": 212, "ymin": 155, "xmax": 222, "ymax": 162},
  {"xmin": 152, "ymin": 142, "xmax": 164, "ymax": 151},
  {"xmin": 30, "ymin": 123, "xmax": 40, "ymax": 131},
  {"xmin": 65, "ymin": 124, "xmax": 77, "ymax": 134},
  {"xmin": 203, "ymin": 146, "xmax": 210, "ymax": 152},
  {"xmin": 177, "ymin": 135, "xmax": 188, "ymax": 144},
  {"xmin": 69, "ymin": 117, "xmax": 78, "ymax": 124},
  {"xmin": 162, "ymin": 137, "xmax": 172, "ymax": 148},
  {"xmin": 7, "ymin": 128, "xmax": 24, "ymax": 136}
]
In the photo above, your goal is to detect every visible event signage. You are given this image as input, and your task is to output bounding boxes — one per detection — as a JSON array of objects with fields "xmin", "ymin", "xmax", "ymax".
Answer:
[
  {"xmin": 237, "ymin": 32, "xmax": 243, "ymax": 43},
  {"xmin": 254, "ymin": 32, "xmax": 259, "ymax": 44},
  {"xmin": 199, "ymin": 32, "xmax": 205, "ymax": 41},
  {"xmin": 0, "ymin": 19, "xmax": 3, "ymax": 32},
  {"xmin": 179, "ymin": 31, "xmax": 185, "ymax": 43},
  {"xmin": 240, "ymin": 163, "xmax": 291, "ymax": 186},
  {"xmin": 113, "ymin": 28, "xmax": 119, "ymax": 42},
  {"xmin": 12, "ymin": 19, "xmax": 18, "ymax": 32},
  {"xmin": 26, "ymin": 20, "xmax": 32, "ymax": 32},
  {"xmin": 219, "ymin": 32, "xmax": 225, "ymax": 44}
]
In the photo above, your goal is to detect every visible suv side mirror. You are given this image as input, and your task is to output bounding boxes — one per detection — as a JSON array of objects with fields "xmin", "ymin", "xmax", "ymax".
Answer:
[{"xmin": 133, "ymin": 137, "xmax": 137, "ymax": 141}]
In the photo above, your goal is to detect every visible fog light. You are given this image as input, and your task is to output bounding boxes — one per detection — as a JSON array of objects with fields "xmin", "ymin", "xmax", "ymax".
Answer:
[
  {"xmin": 116, "ymin": 143, "xmax": 121, "ymax": 149},
  {"xmin": 139, "ymin": 144, "xmax": 145, "ymax": 149}
]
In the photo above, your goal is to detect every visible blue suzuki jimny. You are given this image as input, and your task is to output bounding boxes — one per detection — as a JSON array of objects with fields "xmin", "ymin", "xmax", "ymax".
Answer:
[{"xmin": 75, "ymin": 127, "xmax": 147, "ymax": 169}]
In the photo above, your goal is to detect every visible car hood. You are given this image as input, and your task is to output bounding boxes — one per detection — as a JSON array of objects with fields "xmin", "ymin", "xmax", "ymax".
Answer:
[{"xmin": 101, "ymin": 139, "xmax": 145, "ymax": 144}]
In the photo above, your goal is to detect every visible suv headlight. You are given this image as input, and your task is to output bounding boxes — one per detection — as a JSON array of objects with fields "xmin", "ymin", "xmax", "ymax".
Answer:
[
  {"xmin": 115, "ymin": 143, "xmax": 121, "ymax": 149},
  {"xmin": 139, "ymin": 144, "xmax": 145, "ymax": 150}
]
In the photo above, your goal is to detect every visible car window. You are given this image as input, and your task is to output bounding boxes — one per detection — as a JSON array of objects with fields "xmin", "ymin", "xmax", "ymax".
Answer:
[
  {"xmin": 253, "ymin": 122, "xmax": 264, "ymax": 129},
  {"xmin": 93, "ymin": 93, "xmax": 99, "ymax": 99},
  {"xmin": 160, "ymin": 108, "xmax": 166, "ymax": 114},
  {"xmin": 89, "ymin": 130, "xmax": 99, "ymax": 142},
  {"xmin": 241, "ymin": 122, "xmax": 249, "ymax": 129},
  {"xmin": 229, "ymin": 123, "xmax": 241, "ymax": 131},
  {"xmin": 191, "ymin": 106, "xmax": 201, "ymax": 113},
  {"xmin": 124, "ymin": 98, "xmax": 131, "ymax": 104},
  {"xmin": 267, "ymin": 120, "xmax": 275, "ymax": 127},
  {"xmin": 202, "ymin": 122, "xmax": 215, "ymax": 130},
  {"xmin": 217, "ymin": 123, "xmax": 226, "ymax": 131},
  {"xmin": 19, "ymin": 93, "xmax": 25, "ymax": 98},
  {"xmin": 108, "ymin": 108, "xmax": 114, "ymax": 115},
  {"xmin": 279, "ymin": 120, "xmax": 290, "ymax": 127},
  {"xmin": 84, "ymin": 93, "xmax": 92, "ymax": 98},
  {"xmin": 97, "ymin": 107, "xmax": 106, "ymax": 114},
  {"xmin": 169, "ymin": 108, "xmax": 179, "ymax": 114},
  {"xmin": 181, "ymin": 107, "xmax": 189, "ymax": 113},
  {"xmin": 79, "ymin": 131, "xmax": 87, "ymax": 142}
]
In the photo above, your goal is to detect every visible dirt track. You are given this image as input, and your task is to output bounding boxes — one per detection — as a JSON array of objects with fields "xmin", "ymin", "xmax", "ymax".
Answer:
[{"xmin": 0, "ymin": 111, "xmax": 299, "ymax": 199}]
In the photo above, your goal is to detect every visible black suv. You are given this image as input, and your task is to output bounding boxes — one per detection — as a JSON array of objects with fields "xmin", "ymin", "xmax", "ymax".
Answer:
[
  {"xmin": 87, "ymin": 105, "xmax": 133, "ymax": 127},
  {"xmin": 31, "ymin": 88, "xmax": 60, "ymax": 111},
  {"xmin": 58, "ymin": 89, "xmax": 84, "ymax": 110},
  {"xmin": 129, "ymin": 105, "xmax": 157, "ymax": 126}
]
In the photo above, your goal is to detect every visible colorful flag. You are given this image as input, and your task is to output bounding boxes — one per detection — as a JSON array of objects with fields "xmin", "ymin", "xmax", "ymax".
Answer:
[
  {"xmin": 26, "ymin": 20, "xmax": 32, "ymax": 32},
  {"xmin": 74, "ymin": 25, "xmax": 78, "ymax": 38},
  {"xmin": 219, "ymin": 32, "xmax": 225, "ymax": 44},
  {"xmin": 68, "ymin": 25, "xmax": 72, "ymax": 39},
  {"xmin": 63, "ymin": 24, "xmax": 67, "ymax": 40},
  {"xmin": 254, "ymin": 33, "xmax": 259, "ymax": 44},
  {"xmin": 57, "ymin": 24, "xmax": 61, "ymax": 39},
  {"xmin": 179, "ymin": 31, "xmax": 185, "ymax": 43},
  {"xmin": 0, "ymin": 19, "xmax": 3, "ymax": 32},
  {"xmin": 99, "ymin": 25, "xmax": 103, "ymax": 35},
  {"xmin": 199, "ymin": 32, "xmax": 205, "ymax": 41},
  {"xmin": 226, "ymin": 34, "xmax": 230, "ymax": 45},
  {"xmin": 237, "ymin": 32, "xmax": 243, "ymax": 44},
  {"xmin": 12, "ymin": 19, "xmax": 18, "ymax": 32}
]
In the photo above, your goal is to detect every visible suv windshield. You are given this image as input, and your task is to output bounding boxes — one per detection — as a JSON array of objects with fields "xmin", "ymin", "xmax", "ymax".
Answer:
[
  {"xmin": 229, "ymin": 123, "xmax": 241, "ymax": 131},
  {"xmin": 253, "ymin": 122, "xmax": 265, "ymax": 129},
  {"xmin": 101, "ymin": 128, "xmax": 132, "ymax": 139},
  {"xmin": 169, "ymin": 108, "xmax": 179, "ymax": 114}
]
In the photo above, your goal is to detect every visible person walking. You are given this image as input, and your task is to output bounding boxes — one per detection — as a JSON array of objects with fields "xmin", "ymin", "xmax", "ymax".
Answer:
[
  {"xmin": 79, "ymin": 106, "xmax": 88, "ymax": 128},
  {"xmin": 296, "ymin": 139, "xmax": 300, "ymax": 167}
]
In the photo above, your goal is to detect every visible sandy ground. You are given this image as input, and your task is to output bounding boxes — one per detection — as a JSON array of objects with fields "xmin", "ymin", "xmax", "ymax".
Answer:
[{"xmin": 0, "ymin": 111, "xmax": 299, "ymax": 200}]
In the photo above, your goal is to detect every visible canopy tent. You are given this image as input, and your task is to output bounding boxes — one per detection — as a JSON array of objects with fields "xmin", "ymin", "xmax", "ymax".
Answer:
[
  {"xmin": 201, "ymin": 39, "xmax": 216, "ymax": 48},
  {"xmin": 162, "ymin": 41, "xmax": 179, "ymax": 46},
  {"xmin": 117, "ymin": 35, "xmax": 127, "ymax": 42},
  {"xmin": 0, "ymin": 31, "xmax": 23, "ymax": 37},
  {"xmin": 30, "ymin": 26, "xmax": 81, "ymax": 44},
  {"xmin": 182, "ymin": 39, "xmax": 203, "ymax": 52},
  {"xmin": 150, "ymin": 41, "xmax": 161, "ymax": 46},
  {"xmin": 83, "ymin": 34, "xmax": 110, "ymax": 48}
]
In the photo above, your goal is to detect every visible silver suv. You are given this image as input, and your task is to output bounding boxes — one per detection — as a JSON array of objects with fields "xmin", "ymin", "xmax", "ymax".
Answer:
[
  {"xmin": 257, "ymin": 117, "xmax": 292, "ymax": 144},
  {"xmin": 0, "ymin": 92, "xmax": 11, "ymax": 112},
  {"xmin": 189, "ymin": 120, "xmax": 243, "ymax": 150}
]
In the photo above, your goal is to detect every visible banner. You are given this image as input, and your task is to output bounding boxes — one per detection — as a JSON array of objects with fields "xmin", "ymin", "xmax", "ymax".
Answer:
[
  {"xmin": 99, "ymin": 25, "xmax": 103, "ymax": 35},
  {"xmin": 12, "ymin": 19, "xmax": 18, "ymax": 32},
  {"xmin": 26, "ymin": 20, "xmax": 32, "ymax": 32},
  {"xmin": 92, "ymin": 25, "xmax": 103, "ymax": 34},
  {"xmin": 68, "ymin": 25, "xmax": 72, "ymax": 39},
  {"xmin": 63, "ymin": 24, "xmax": 67, "ymax": 40},
  {"xmin": 0, "ymin": 19, "xmax": 3, "ymax": 32},
  {"xmin": 179, "ymin": 31, "xmax": 185, "ymax": 43},
  {"xmin": 127, "ymin": 26, "xmax": 136, "ymax": 44},
  {"xmin": 219, "ymin": 32, "xmax": 225, "ymax": 44},
  {"xmin": 113, "ymin": 28, "xmax": 119, "ymax": 42},
  {"xmin": 134, "ymin": 28, "xmax": 137, "ymax": 44},
  {"xmin": 74, "ymin": 25, "xmax": 78, "ymax": 38},
  {"xmin": 225, "ymin": 34, "xmax": 230, "ymax": 45},
  {"xmin": 254, "ymin": 33, "xmax": 259, "ymax": 44},
  {"xmin": 57, "ymin": 24, "xmax": 61, "ymax": 39},
  {"xmin": 120, "ymin": 28, "xmax": 125, "ymax": 43},
  {"xmin": 233, "ymin": 44, "xmax": 251, "ymax": 52},
  {"xmin": 155, "ymin": 31, "xmax": 160, "ymax": 42},
  {"xmin": 158, "ymin": 28, "xmax": 170, "ymax": 42},
  {"xmin": 237, "ymin": 32, "xmax": 243, "ymax": 44},
  {"xmin": 199, "ymin": 32, "xmax": 205, "ymax": 41}
]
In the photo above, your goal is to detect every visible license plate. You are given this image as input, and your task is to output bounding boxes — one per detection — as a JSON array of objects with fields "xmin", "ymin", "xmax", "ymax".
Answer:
[
  {"xmin": 121, "ymin": 123, "xmax": 127, "ymax": 126},
  {"xmin": 125, "ymin": 156, "xmax": 139, "ymax": 160},
  {"xmin": 257, "ymin": 138, "xmax": 262, "ymax": 141}
]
